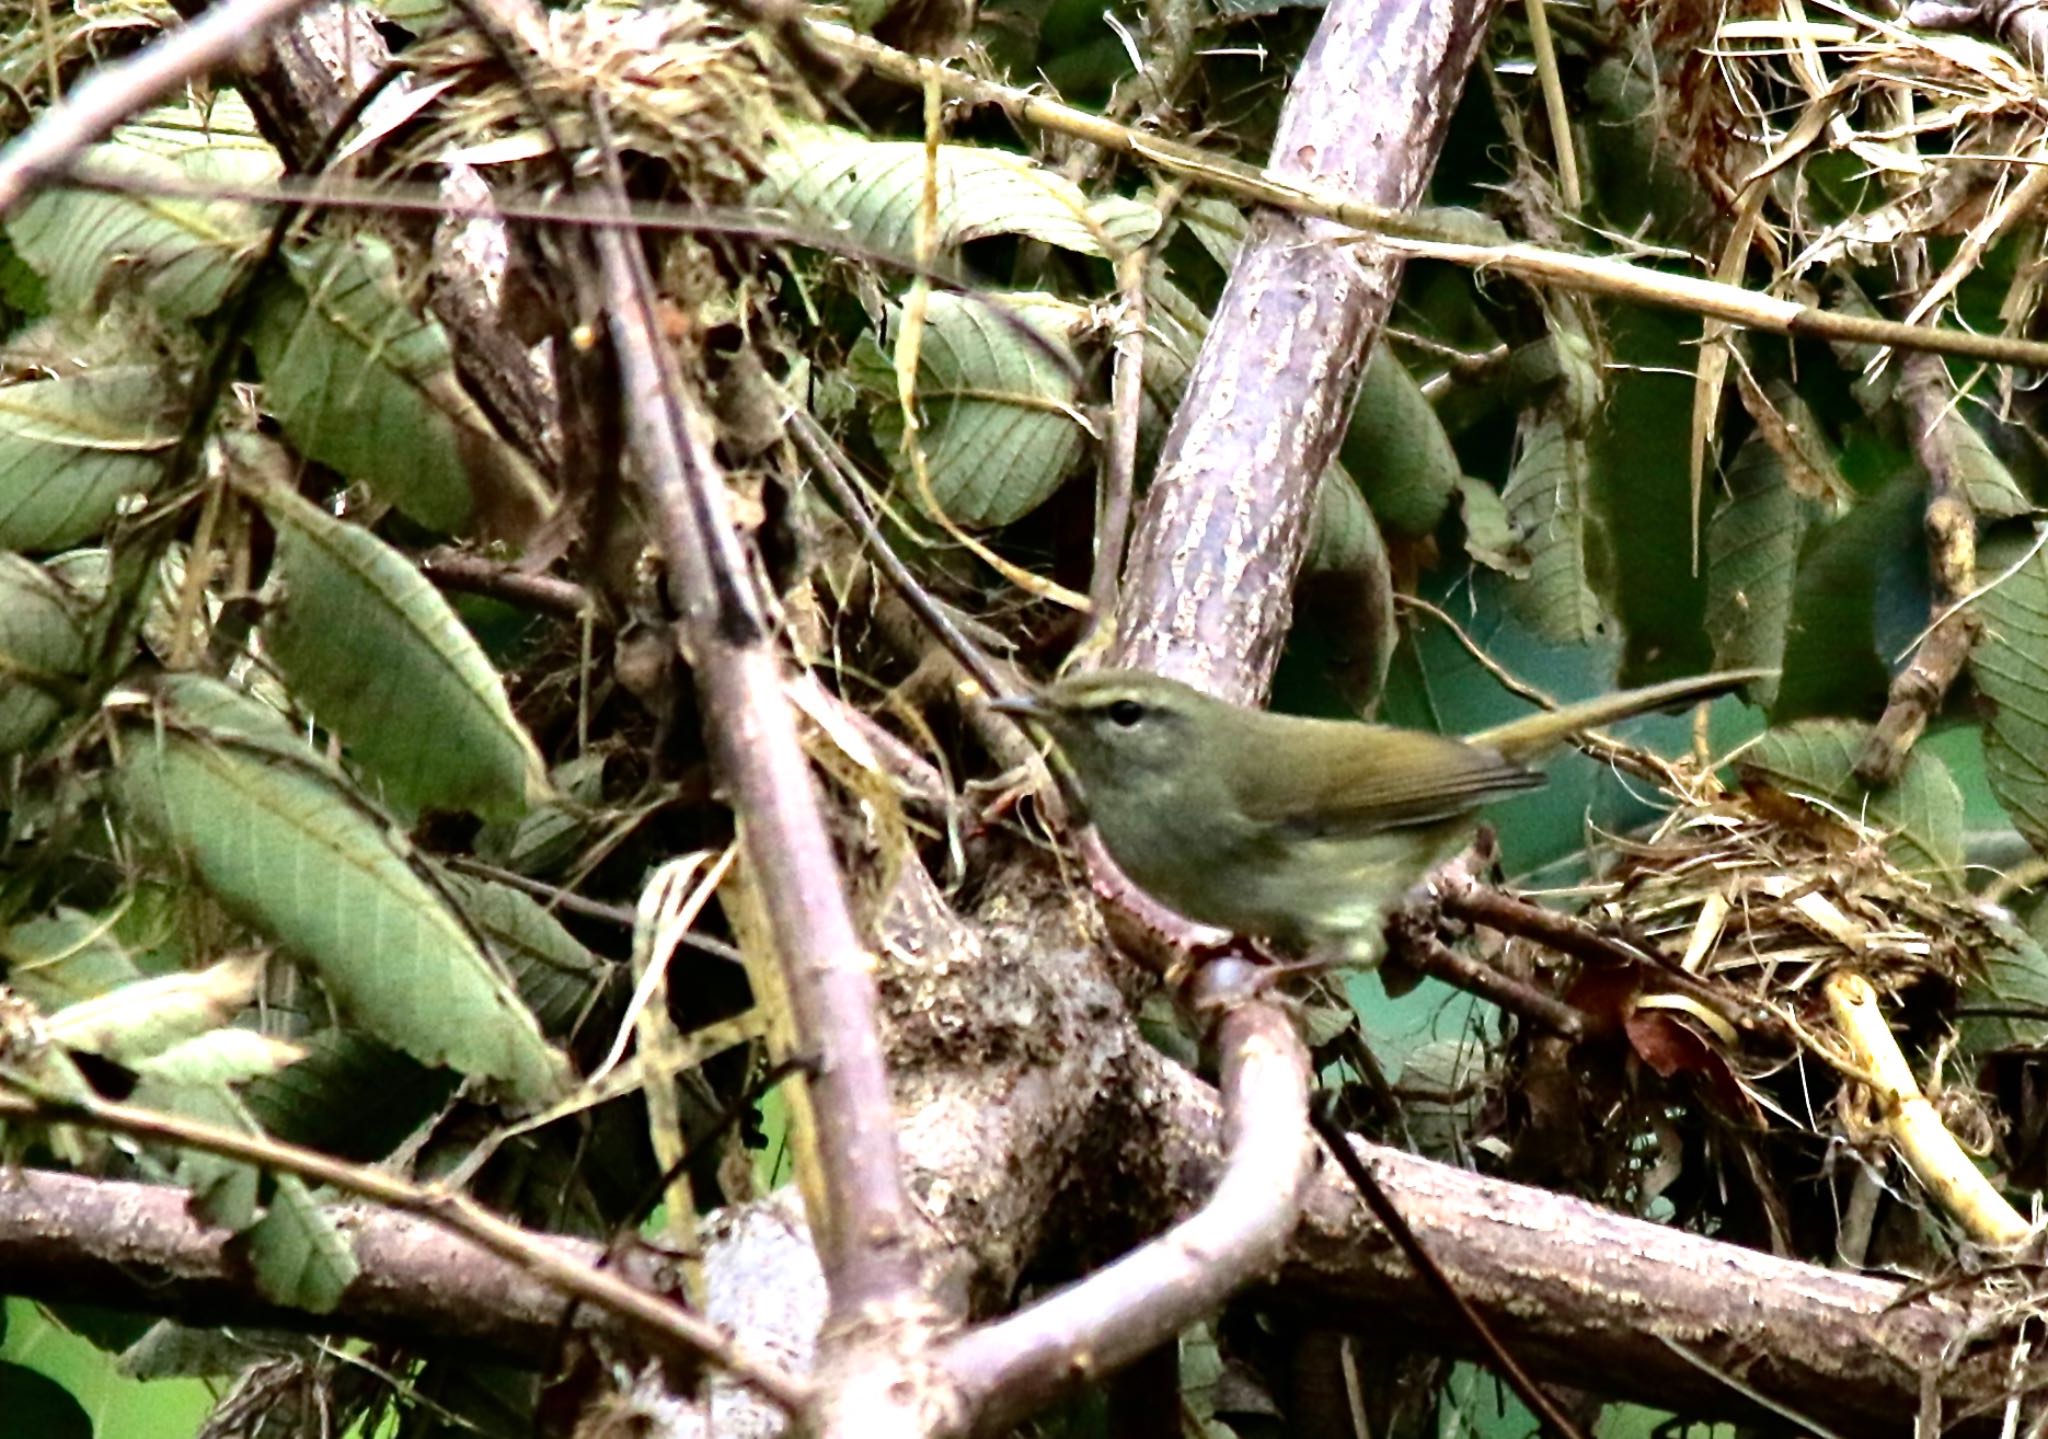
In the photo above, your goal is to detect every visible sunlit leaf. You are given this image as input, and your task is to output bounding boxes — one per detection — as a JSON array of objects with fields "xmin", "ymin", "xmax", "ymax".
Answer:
[
  {"xmin": 759, "ymin": 127, "xmax": 1160, "ymax": 258},
  {"xmin": 1739, "ymin": 718, "xmax": 1964, "ymax": 888},
  {"xmin": 249, "ymin": 235, "xmax": 551, "ymax": 541},
  {"xmin": 0, "ymin": 367, "xmax": 177, "ymax": 552},
  {"xmin": 0, "ymin": 553, "xmax": 87, "ymax": 753},
  {"xmin": 853, "ymin": 291, "xmax": 1088, "ymax": 527},
  {"xmin": 44, "ymin": 955, "xmax": 262, "ymax": 1065},
  {"xmin": 113, "ymin": 675, "xmax": 571, "ymax": 1104},
  {"xmin": 260, "ymin": 486, "xmax": 549, "ymax": 821}
]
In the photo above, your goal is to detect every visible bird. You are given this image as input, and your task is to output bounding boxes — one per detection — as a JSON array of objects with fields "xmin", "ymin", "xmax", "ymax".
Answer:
[{"xmin": 991, "ymin": 667, "xmax": 1762, "ymax": 968}]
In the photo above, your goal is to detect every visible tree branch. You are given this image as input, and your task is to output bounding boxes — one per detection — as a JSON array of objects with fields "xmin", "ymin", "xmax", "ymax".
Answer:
[
  {"xmin": 585, "ymin": 148, "xmax": 923, "ymax": 1323},
  {"xmin": 1110, "ymin": 0, "xmax": 1501, "ymax": 696},
  {"xmin": 940, "ymin": 999, "xmax": 1314, "ymax": 1432}
]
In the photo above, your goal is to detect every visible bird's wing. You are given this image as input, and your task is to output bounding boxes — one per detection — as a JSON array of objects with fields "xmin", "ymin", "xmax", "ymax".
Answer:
[{"xmin": 1230, "ymin": 719, "xmax": 1543, "ymax": 838}]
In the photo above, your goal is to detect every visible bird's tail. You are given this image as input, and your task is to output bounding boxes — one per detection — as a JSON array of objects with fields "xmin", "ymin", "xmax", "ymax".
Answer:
[{"xmin": 1469, "ymin": 669, "xmax": 1770, "ymax": 762}]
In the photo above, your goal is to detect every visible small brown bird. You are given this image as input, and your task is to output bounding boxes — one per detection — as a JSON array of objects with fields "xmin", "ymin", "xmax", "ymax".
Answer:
[{"xmin": 993, "ymin": 667, "xmax": 1762, "ymax": 966}]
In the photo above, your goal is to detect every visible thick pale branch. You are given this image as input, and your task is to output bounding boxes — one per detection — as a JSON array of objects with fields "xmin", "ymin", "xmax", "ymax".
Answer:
[
  {"xmin": 940, "ymin": 1001, "xmax": 1314, "ymax": 1433},
  {"xmin": 0, "ymin": 1169, "xmax": 650, "ymax": 1360},
  {"xmin": 1110, "ymin": 0, "xmax": 1499, "ymax": 694},
  {"xmin": 0, "ymin": 1085, "xmax": 810, "ymax": 1408}
]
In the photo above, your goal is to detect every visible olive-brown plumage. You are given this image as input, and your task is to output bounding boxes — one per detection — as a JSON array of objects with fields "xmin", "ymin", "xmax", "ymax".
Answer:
[{"xmin": 993, "ymin": 668, "xmax": 1762, "ymax": 965}]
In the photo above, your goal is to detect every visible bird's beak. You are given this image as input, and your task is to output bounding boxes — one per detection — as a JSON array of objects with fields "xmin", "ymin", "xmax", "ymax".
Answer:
[{"xmin": 987, "ymin": 691, "xmax": 1051, "ymax": 721}]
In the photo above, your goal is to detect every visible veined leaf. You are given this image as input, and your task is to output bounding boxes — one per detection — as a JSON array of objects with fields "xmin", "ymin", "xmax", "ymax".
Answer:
[
  {"xmin": 0, "ymin": 367, "xmax": 177, "ymax": 551},
  {"xmin": 0, "ymin": 553, "xmax": 87, "ymax": 753},
  {"xmin": 131, "ymin": 1073, "xmax": 357, "ymax": 1312},
  {"xmin": 1945, "ymin": 413, "xmax": 2032, "ymax": 520},
  {"xmin": 853, "ymin": 291, "xmax": 1088, "ymax": 527},
  {"xmin": 1706, "ymin": 432, "xmax": 1814, "ymax": 710},
  {"xmin": 759, "ymin": 127, "xmax": 1160, "ymax": 258},
  {"xmin": 1970, "ymin": 526, "xmax": 2048, "ymax": 855},
  {"xmin": 249, "ymin": 236, "xmax": 551, "ymax": 541},
  {"xmin": 243, "ymin": 1030, "xmax": 455, "ymax": 1161},
  {"xmin": 113, "ymin": 675, "xmax": 570, "ymax": 1104},
  {"xmin": 260, "ymin": 485, "xmax": 549, "ymax": 821},
  {"xmin": 2, "ymin": 908, "xmax": 143, "ymax": 1011},
  {"xmin": 8, "ymin": 98, "xmax": 277, "ymax": 321},
  {"xmin": 1501, "ymin": 409, "xmax": 1611, "ymax": 645},
  {"xmin": 1739, "ymin": 718, "xmax": 1964, "ymax": 888},
  {"xmin": 1957, "ymin": 904, "xmax": 2048, "ymax": 1057},
  {"xmin": 440, "ymin": 870, "xmax": 611, "ymax": 1035}
]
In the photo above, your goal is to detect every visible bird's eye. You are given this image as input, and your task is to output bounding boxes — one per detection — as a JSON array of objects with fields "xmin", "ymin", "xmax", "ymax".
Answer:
[{"xmin": 1105, "ymin": 699, "xmax": 1146, "ymax": 728}]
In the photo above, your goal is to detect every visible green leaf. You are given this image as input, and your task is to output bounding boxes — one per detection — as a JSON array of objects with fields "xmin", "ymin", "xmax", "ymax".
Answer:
[
  {"xmin": 1971, "ymin": 526, "xmax": 2048, "ymax": 855},
  {"xmin": 0, "ymin": 368, "xmax": 177, "ymax": 551},
  {"xmin": 2, "ymin": 909, "xmax": 142, "ymax": 1011},
  {"xmin": 1706, "ymin": 432, "xmax": 1815, "ymax": 710},
  {"xmin": 130, "ymin": 1073, "xmax": 358, "ymax": 1312},
  {"xmin": 1299, "ymin": 470, "xmax": 1397, "ymax": 710},
  {"xmin": 44, "ymin": 956, "xmax": 262, "ymax": 1065},
  {"xmin": 260, "ymin": 486, "xmax": 548, "ymax": 821},
  {"xmin": 132, "ymin": 1029, "xmax": 304, "ymax": 1087},
  {"xmin": 1454, "ymin": 476, "xmax": 1527, "ymax": 577},
  {"xmin": 249, "ymin": 237, "xmax": 551, "ymax": 540},
  {"xmin": 0, "ymin": 553, "xmax": 86, "ymax": 753},
  {"xmin": 476, "ymin": 752, "xmax": 606, "ymax": 875},
  {"xmin": 1500, "ymin": 409, "xmax": 1611, "ymax": 645},
  {"xmin": 759, "ymin": 127, "xmax": 1160, "ymax": 258},
  {"xmin": 1339, "ymin": 346, "xmax": 1459, "ymax": 537},
  {"xmin": 243, "ymin": 1030, "xmax": 455, "ymax": 1161},
  {"xmin": 1738, "ymin": 718, "xmax": 1965, "ymax": 888},
  {"xmin": 113, "ymin": 675, "xmax": 571, "ymax": 1104},
  {"xmin": 1946, "ymin": 413, "xmax": 2033, "ymax": 519},
  {"xmin": 240, "ymin": 1172, "xmax": 357, "ymax": 1314},
  {"xmin": 1773, "ymin": 479, "xmax": 1917, "ymax": 721},
  {"xmin": 7, "ymin": 98, "xmax": 277, "ymax": 321},
  {"xmin": 439, "ymin": 871, "xmax": 611, "ymax": 1035},
  {"xmin": 1956, "ymin": 903, "xmax": 2048, "ymax": 1057},
  {"xmin": 853, "ymin": 292, "xmax": 1088, "ymax": 527}
]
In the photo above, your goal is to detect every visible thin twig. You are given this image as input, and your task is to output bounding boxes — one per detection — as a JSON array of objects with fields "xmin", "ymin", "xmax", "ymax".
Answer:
[
  {"xmin": 1856, "ymin": 351, "xmax": 1981, "ymax": 785},
  {"xmin": 0, "ymin": 0, "xmax": 327, "ymax": 214},
  {"xmin": 1386, "ymin": 913, "xmax": 1589, "ymax": 1039},
  {"xmin": 1433, "ymin": 871, "xmax": 1785, "ymax": 1041},
  {"xmin": 787, "ymin": 409, "xmax": 1013, "ymax": 701},
  {"xmin": 809, "ymin": 21, "xmax": 2048, "ymax": 372},
  {"xmin": 1308, "ymin": 1104, "xmax": 1589, "ymax": 1439},
  {"xmin": 1085, "ymin": 244, "xmax": 1152, "ymax": 634},
  {"xmin": 420, "ymin": 549, "xmax": 589, "ymax": 620},
  {"xmin": 0, "ymin": 1075, "xmax": 812, "ymax": 1409}
]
